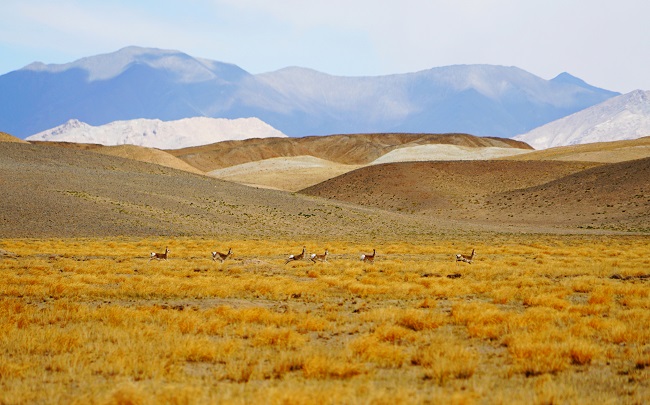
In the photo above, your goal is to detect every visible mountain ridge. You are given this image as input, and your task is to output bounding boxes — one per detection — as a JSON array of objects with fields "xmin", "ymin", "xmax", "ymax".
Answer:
[{"xmin": 0, "ymin": 46, "xmax": 618, "ymax": 138}]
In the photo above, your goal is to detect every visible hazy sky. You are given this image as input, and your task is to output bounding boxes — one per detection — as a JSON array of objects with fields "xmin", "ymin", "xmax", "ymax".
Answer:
[{"xmin": 2, "ymin": 0, "xmax": 649, "ymax": 93}]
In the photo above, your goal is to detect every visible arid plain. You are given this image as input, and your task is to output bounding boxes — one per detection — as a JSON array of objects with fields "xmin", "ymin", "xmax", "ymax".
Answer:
[{"xmin": 1, "ymin": 132, "xmax": 649, "ymax": 404}]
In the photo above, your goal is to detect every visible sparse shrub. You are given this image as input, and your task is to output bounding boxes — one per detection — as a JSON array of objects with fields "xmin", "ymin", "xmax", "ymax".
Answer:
[
  {"xmin": 414, "ymin": 344, "xmax": 478, "ymax": 384},
  {"xmin": 568, "ymin": 340, "xmax": 601, "ymax": 365},
  {"xmin": 397, "ymin": 308, "xmax": 446, "ymax": 331},
  {"xmin": 253, "ymin": 326, "xmax": 306, "ymax": 349},
  {"xmin": 302, "ymin": 354, "xmax": 366, "ymax": 379},
  {"xmin": 348, "ymin": 335, "xmax": 407, "ymax": 368}
]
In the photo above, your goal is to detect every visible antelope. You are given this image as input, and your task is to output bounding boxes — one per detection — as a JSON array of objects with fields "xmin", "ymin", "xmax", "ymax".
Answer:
[
  {"xmin": 360, "ymin": 249, "xmax": 376, "ymax": 263},
  {"xmin": 456, "ymin": 249, "xmax": 475, "ymax": 264},
  {"xmin": 150, "ymin": 247, "xmax": 169, "ymax": 261},
  {"xmin": 310, "ymin": 249, "xmax": 328, "ymax": 263},
  {"xmin": 285, "ymin": 246, "xmax": 306, "ymax": 264},
  {"xmin": 212, "ymin": 247, "xmax": 232, "ymax": 263}
]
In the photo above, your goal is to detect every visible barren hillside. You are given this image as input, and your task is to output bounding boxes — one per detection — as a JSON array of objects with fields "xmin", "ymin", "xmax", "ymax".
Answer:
[
  {"xmin": 2, "ymin": 137, "xmax": 647, "ymax": 237},
  {"xmin": 169, "ymin": 133, "xmax": 532, "ymax": 172},
  {"xmin": 28, "ymin": 141, "xmax": 205, "ymax": 175},
  {"xmin": 300, "ymin": 159, "xmax": 648, "ymax": 232},
  {"xmin": 501, "ymin": 136, "xmax": 650, "ymax": 163},
  {"xmin": 0, "ymin": 142, "xmax": 448, "ymax": 239},
  {"xmin": 301, "ymin": 160, "xmax": 598, "ymax": 212},
  {"xmin": 0, "ymin": 131, "xmax": 28, "ymax": 143},
  {"xmin": 489, "ymin": 157, "xmax": 650, "ymax": 232}
]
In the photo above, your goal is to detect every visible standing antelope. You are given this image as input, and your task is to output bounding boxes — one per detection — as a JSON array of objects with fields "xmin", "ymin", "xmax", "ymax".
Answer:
[
  {"xmin": 360, "ymin": 249, "xmax": 376, "ymax": 263},
  {"xmin": 456, "ymin": 249, "xmax": 475, "ymax": 264},
  {"xmin": 285, "ymin": 246, "xmax": 306, "ymax": 264},
  {"xmin": 150, "ymin": 247, "xmax": 169, "ymax": 261},
  {"xmin": 212, "ymin": 247, "xmax": 232, "ymax": 263},
  {"xmin": 310, "ymin": 249, "xmax": 328, "ymax": 263}
]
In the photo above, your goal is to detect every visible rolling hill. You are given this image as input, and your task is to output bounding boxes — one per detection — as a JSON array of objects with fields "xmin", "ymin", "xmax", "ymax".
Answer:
[
  {"xmin": 488, "ymin": 157, "xmax": 650, "ymax": 232},
  {"xmin": 300, "ymin": 157, "xmax": 649, "ymax": 233},
  {"xmin": 169, "ymin": 133, "xmax": 532, "ymax": 171},
  {"xmin": 0, "ymin": 141, "xmax": 445, "ymax": 239},
  {"xmin": 2, "ymin": 131, "xmax": 648, "ymax": 238},
  {"xmin": 169, "ymin": 133, "xmax": 532, "ymax": 191}
]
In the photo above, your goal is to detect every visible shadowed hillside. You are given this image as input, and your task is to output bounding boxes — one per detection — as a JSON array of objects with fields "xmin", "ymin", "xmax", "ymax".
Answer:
[
  {"xmin": 489, "ymin": 157, "xmax": 650, "ymax": 232},
  {"xmin": 300, "ymin": 159, "xmax": 648, "ymax": 232},
  {"xmin": 301, "ymin": 160, "xmax": 598, "ymax": 212}
]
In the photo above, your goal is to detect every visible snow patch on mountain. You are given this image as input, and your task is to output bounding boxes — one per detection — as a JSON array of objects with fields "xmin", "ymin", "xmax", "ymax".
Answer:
[
  {"xmin": 514, "ymin": 90, "xmax": 650, "ymax": 149},
  {"xmin": 26, "ymin": 117, "xmax": 287, "ymax": 149}
]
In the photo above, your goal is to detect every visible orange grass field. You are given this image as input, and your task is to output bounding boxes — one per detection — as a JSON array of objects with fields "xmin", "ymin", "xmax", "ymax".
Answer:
[{"xmin": 1, "ymin": 235, "xmax": 649, "ymax": 404}]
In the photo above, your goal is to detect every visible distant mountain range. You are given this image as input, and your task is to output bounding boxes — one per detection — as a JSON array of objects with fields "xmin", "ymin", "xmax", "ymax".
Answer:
[
  {"xmin": 515, "ymin": 90, "xmax": 650, "ymax": 149},
  {"xmin": 26, "ymin": 117, "xmax": 286, "ymax": 149},
  {"xmin": 0, "ymin": 46, "xmax": 619, "ymax": 139}
]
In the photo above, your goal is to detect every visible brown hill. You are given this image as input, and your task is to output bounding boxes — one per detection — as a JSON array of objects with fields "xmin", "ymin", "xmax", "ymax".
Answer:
[
  {"xmin": 502, "ymin": 136, "xmax": 650, "ymax": 163},
  {"xmin": 28, "ymin": 141, "xmax": 204, "ymax": 175},
  {"xmin": 169, "ymin": 133, "xmax": 532, "ymax": 172},
  {"xmin": 93, "ymin": 144, "xmax": 205, "ymax": 175},
  {"xmin": 300, "ymin": 159, "xmax": 648, "ymax": 232},
  {"xmin": 301, "ymin": 160, "xmax": 598, "ymax": 212},
  {"xmin": 488, "ymin": 157, "xmax": 650, "ymax": 232},
  {"xmin": 0, "ymin": 131, "xmax": 28, "ymax": 143},
  {"xmin": 0, "ymin": 142, "xmax": 451, "ymax": 239}
]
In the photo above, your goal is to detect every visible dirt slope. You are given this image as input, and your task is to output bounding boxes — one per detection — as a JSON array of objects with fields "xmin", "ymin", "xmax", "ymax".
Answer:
[
  {"xmin": 94, "ymin": 144, "xmax": 205, "ymax": 175},
  {"xmin": 169, "ymin": 133, "xmax": 532, "ymax": 172},
  {"xmin": 501, "ymin": 136, "xmax": 650, "ymax": 163},
  {"xmin": 301, "ymin": 160, "xmax": 598, "ymax": 212},
  {"xmin": 0, "ymin": 131, "xmax": 28, "ymax": 143},
  {"xmin": 0, "ymin": 142, "xmax": 450, "ymax": 239},
  {"xmin": 28, "ymin": 141, "xmax": 205, "ymax": 175},
  {"xmin": 488, "ymin": 157, "xmax": 650, "ymax": 232},
  {"xmin": 300, "ymin": 159, "xmax": 648, "ymax": 232}
]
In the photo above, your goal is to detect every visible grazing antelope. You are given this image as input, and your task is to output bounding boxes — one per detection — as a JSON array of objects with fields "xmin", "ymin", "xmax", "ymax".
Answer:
[
  {"xmin": 285, "ymin": 246, "xmax": 306, "ymax": 264},
  {"xmin": 360, "ymin": 249, "xmax": 376, "ymax": 263},
  {"xmin": 310, "ymin": 249, "xmax": 328, "ymax": 263},
  {"xmin": 212, "ymin": 247, "xmax": 232, "ymax": 263},
  {"xmin": 456, "ymin": 249, "xmax": 475, "ymax": 265},
  {"xmin": 150, "ymin": 247, "xmax": 169, "ymax": 261}
]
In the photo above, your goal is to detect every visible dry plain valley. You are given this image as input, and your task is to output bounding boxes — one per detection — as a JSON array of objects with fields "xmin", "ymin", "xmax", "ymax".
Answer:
[{"xmin": 0, "ymin": 132, "xmax": 649, "ymax": 404}]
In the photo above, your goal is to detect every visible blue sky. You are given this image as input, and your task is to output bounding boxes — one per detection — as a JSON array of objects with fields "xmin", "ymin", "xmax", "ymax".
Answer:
[{"xmin": 2, "ymin": 0, "xmax": 649, "ymax": 93}]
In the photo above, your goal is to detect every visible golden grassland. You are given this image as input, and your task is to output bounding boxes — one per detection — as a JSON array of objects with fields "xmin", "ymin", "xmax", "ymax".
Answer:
[{"xmin": 1, "ymin": 235, "xmax": 649, "ymax": 404}]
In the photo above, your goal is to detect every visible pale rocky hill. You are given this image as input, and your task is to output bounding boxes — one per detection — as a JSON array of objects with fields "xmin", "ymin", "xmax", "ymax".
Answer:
[
  {"xmin": 27, "ymin": 117, "xmax": 286, "ymax": 149},
  {"xmin": 515, "ymin": 90, "xmax": 650, "ymax": 149}
]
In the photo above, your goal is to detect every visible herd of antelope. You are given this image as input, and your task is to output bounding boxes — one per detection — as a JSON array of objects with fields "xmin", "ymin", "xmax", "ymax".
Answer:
[{"xmin": 150, "ymin": 246, "xmax": 477, "ymax": 265}]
